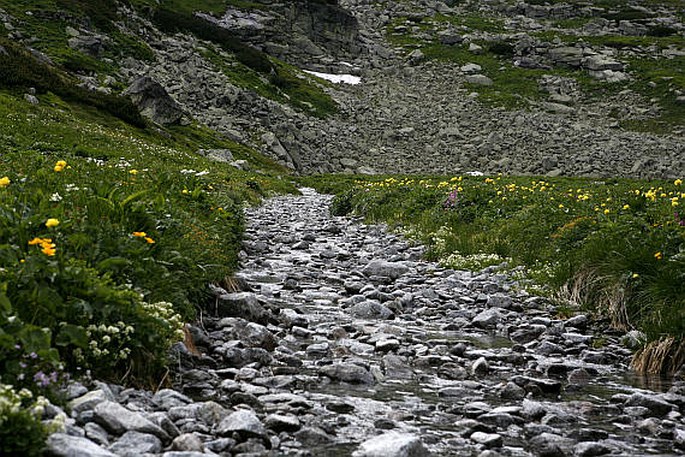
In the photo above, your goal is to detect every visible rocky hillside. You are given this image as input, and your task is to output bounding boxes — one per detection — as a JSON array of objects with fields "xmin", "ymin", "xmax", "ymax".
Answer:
[{"xmin": 1, "ymin": 0, "xmax": 683, "ymax": 177}]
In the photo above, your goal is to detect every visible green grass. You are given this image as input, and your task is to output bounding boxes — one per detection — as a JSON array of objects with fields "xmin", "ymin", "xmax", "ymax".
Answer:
[
  {"xmin": 0, "ymin": 0, "xmax": 155, "ymax": 72},
  {"xmin": 386, "ymin": 3, "xmax": 684, "ymax": 131},
  {"xmin": 434, "ymin": 12, "xmax": 506, "ymax": 33},
  {"xmin": 303, "ymin": 173, "xmax": 685, "ymax": 375},
  {"xmin": 0, "ymin": 86, "xmax": 295, "ymax": 401}
]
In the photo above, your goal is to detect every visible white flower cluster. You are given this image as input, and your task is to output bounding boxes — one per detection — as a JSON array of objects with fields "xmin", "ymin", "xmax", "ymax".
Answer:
[
  {"xmin": 440, "ymin": 252, "xmax": 510, "ymax": 271},
  {"xmin": 0, "ymin": 384, "xmax": 47, "ymax": 422},
  {"xmin": 81, "ymin": 321, "xmax": 135, "ymax": 361},
  {"xmin": 140, "ymin": 302, "xmax": 185, "ymax": 342},
  {"xmin": 180, "ymin": 169, "xmax": 210, "ymax": 177},
  {"xmin": 429, "ymin": 225, "xmax": 453, "ymax": 255}
]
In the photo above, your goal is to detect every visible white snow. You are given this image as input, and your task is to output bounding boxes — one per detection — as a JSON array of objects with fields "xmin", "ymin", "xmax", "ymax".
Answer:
[{"xmin": 303, "ymin": 70, "xmax": 361, "ymax": 85}]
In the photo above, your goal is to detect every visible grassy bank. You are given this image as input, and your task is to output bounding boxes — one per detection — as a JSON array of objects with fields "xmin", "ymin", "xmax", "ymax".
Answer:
[
  {"xmin": 303, "ymin": 174, "xmax": 685, "ymax": 376},
  {"xmin": 0, "ymin": 87, "xmax": 295, "ymax": 453}
]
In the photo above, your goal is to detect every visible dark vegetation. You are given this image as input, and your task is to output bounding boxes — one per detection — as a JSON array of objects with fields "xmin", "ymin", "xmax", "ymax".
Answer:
[{"xmin": 0, "ymin": 38, "xmax": 147, "ymax": 128}]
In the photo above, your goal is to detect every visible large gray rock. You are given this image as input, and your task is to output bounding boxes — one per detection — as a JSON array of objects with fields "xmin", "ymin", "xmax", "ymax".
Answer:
[
  {"xmin": 625, "ymin": 393, "xmax": 673, "ymax": 417},
  {"xmin": 123, "ymin": 76, "xmax": 187, "ymax": 125},
  {"xmin": 472, "ymin": 308, "xmax": 501, "ymax": 328},
  {"xmin": 197, "ymin": 149, "xmax": 234, "ymax": 163},
  {"xmin": 47, "ymin": 433, "xmax": 117, "ymax": 457},
  {"xmin": 362, "ymin": 260, "xmax": 410, "ymax": 279},
  {"xmin": 233, "ymin": 320, "xmax": 278, "ymax": 350},
  {"xmin": 213, "ymin": 291, "xmax": 269, "ymax": 323},
  {"xmin": 94, "ymin": 401, "xmax": 169, "ymax": 441},
  {"xmin": 582, "ymin": 55, "xmax": 624, "ymax": 72},
  {"xmin": 352, "ymin": 431, "xmax": 429, "ymax": 457},
  {"xmin": 68, "ymin": 388, "xmax": 115, "ymax": 415},
  {"xmin": 320, "ymin": 362, "xmax": 375, "ymax": 384},
  {"xmin": 465, "ymin": 74, "xmax": 493, "ymax": 86},
  {"xmin": 67, "ymin": 35, "xmax": 105, "ymax": 57},
  {"xmin": 548, "ymin": 46, "xmax": 584, "ymax": 67},
  {"xmin": 349, "ymin": 300, "xmax": 395, "ymax": 319},
  {"xmin": 529, "ymin": 432, "xmax": 574, "ymax": 456},
  {"xmin": 216, "ymin": 409, "xmax": 267, "ymax": 438},
  {"xmin": 108, "ymin": 431, "xmax": 162, "ymax": 456}
]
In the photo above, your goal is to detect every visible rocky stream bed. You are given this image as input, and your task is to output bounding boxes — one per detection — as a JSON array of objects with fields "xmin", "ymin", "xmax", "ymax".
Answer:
[{"xmin": 46, "ymin": 189, "xmax": 685, "ymax": 456}]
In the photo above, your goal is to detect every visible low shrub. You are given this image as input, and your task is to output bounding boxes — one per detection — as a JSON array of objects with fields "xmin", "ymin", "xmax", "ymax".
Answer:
[{"xmin": 0, "ymin": 39, "xmax": 146, "ymax": 128}]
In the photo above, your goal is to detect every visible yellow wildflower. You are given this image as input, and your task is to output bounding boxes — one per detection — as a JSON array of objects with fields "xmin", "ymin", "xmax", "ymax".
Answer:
[
  {"xmin": 132, "ymin": 231, "xmax": 147, "ymax": 237},
  {"xmin": 129, "ymin": 169, "xmax": 138, "ymax": 175},
  {"xmin": 0, "ymin": 176, "xmax": 10, "ymax": 187},
  {"xmin": 54, "ymin": 160, "xmax": 67, "ymax": 172},
  {"xmin": 675, "ymin": 179, "xmax": 683, "ymax": 186},
  {"xmin": 28, "ymin": 237, "xmax": 56, "ymax": 256},
  {"xmin": 603, "ymin": 209, "xmax": 610, "ymax": 215},
  {"xmin": 622, "ymin": 204, "xmax": 630, "ymax": 210},
  {"xmin": 41, "ymin": 244, "xmax": 56, "ymax": 256},
  {"xmin": 45, "ymin": 218, "xmax": 60, "ymax": 228},
  {"xmin": 144, "ymin": 237, "xmax": 155, "ymax": 244},
  {"xmin": 654, "ymin": 252, "xmax": 663, "ymax": 260}
]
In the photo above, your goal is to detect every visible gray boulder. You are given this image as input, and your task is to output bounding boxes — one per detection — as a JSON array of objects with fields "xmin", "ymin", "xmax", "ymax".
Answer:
[
  {"xmin": 123, "ymin": 76, "xmax": 187, "ymax": 125},
  {"xmin": 67, "ymin": 35, "xmax": 105, "ymax": 57},
  {"xmin": 320, "ymin": 362, "xmax": 375, "ymax": 384},
  {"xmin": 213, "ymin": 291, "xmax": 269, "ymax": 323},
  {"xmin": 47, "ymin": 433, "xmax": 116, "ymax": 457},
  {"xmin": 362, "ymin": 260, "xmax": 409, "ymax": 279},
  {"xmin": 108, "ymin": 431, "xmax": 162, "ymax": 456},
  {"xmin": 465, "ymin": 74, "xmax": 493, "ymax": 86},
  {"xmin": 93, "ymin": 401, "xmax": 169, "ymax": 442},
  {"xmin": 352, "ymin": 431, "xmax": 429, "ymax": 457},
  {"xmin": 349, "ymin": 300, "xmax": 395, "ymax": 320},
  {"xmin": 216, "ymin": 409, "xmax": 267, "ymax": 438}
]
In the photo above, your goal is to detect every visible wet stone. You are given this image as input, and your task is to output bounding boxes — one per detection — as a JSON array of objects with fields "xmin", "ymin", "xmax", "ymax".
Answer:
[
  {"xmin": 216, "ymin": 409, "xmax": 267, "ymax": 439},
  {"xmin": 320, "ymin": 362, "xmax": 375, "ymax": 384},
  {"xmin": 470, "ymin": 431, "xmax": 503, "ymax": 448},
  {"xmin": 352, "ymin": 431, "xmax": 429, "ymax": 457},
  {"xmin": 108, "ymin": 431, "xmax": 162, "ymax": 455},
  {"xmin": 47, "ymin": 189, "xmax": 682, "ymax": 457}
]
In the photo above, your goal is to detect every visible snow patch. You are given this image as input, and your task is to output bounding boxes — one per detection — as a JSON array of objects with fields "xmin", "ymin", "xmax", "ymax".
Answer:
[{"xmin": 304, "ymin": 70, "xmax": 361, "ymax": 85}]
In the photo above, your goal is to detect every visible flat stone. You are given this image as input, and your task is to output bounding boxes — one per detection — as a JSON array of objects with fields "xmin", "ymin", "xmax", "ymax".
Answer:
[
  {"xmin": 573, "ymin": 441, "xmax": 611, "ymax": 457},
  {"xmin": 47, "ymin": 433, "xmax": 117, "ymax": 457},
  {"xmin": 108, "ymin": 431, "xmax": 162, "ymax": 455},
  {"xmin": 349, "ymin": 300, "xmax": 395, "ymax": 319},
  {"xmin": 625, "ymin": 393, "xmax": 673, "ymax": 417},
  {"xmin": 352, "ymin": 431, "xmax": 429, "ymax": 457},
  {"xmin": 265, "ymin": 413, "xmax": 301, "ymax": 433},
  {"xmin": 94, "ymin": 402, "xmax": 169, "ymax": 441},
  {"xmin": 472, "ymin": 308, "xmax": 500, "ymax": 328},
  {"xmin": 320, "ymin": 363, "xmax": 375, "ymax": 384},
  {"xmin": 465, "ymin": 74, "xmax": 493, "ymax": 86},
  {"xmin": 216, "ymin": 409, "xmax": 267, "ymax": 438},
  {"xmin": 69, "ymin": 389, "xmax": 115, "ymax": 414},
  {"xmin": 470, "ymin": 431, "xmax": 503, "ymax": 448},
  {"xmin": 362, "ymin": 260, "xmax": 410, "ymax": 279}
]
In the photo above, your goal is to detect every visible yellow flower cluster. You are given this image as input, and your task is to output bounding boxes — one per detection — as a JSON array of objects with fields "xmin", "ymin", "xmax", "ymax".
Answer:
[
  {"xmin": 132, "ymin": 231, "xmax": 155, "ymax": 244},
  {"xmin": 45, "ymin": 218, "xmax": 60, "ymax": 228},
  {"xmin": 0, "ymin": 176, "xmax": 10, "ymax": 188},
  {"xmin": 28, "ymin": 237, "xmax": 56, "ymax": 256},
  {"xmin": 54, "ymin": 160, "xmax": 67, "ymax": 172}
]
